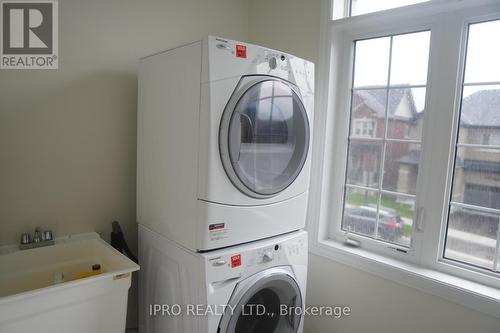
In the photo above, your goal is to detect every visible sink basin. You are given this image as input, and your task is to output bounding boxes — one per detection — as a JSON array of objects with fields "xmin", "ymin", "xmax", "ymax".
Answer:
[{"xmin": 0, "ymin": 232, "xmax": 139, "ymax": 333}]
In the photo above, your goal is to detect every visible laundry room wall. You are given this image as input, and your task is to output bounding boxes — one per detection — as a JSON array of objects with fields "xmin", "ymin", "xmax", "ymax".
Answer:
[
  {"xmin": 247, "ymin": 0, "xmax": 500, "ymax": 332},
  {"xmin": 0, "ymin": 0, "xmax": 249, "ymax": 329}
]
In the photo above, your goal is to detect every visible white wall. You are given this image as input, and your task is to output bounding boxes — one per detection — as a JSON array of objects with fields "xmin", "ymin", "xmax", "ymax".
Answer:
[
  {"xmin": 0, "ymin": 0, "xmax": 249, "ymax": 328},
  {"xmin": 307, "ymin": 255, "xmax": 500, "ymax": 333},
  {"xmin": 248, "ymin": 0, "xmax": 500, "ymax": 332},
  {"xmin": 248, "ymin": 0, "xmax": 320, "ymax": 65}
]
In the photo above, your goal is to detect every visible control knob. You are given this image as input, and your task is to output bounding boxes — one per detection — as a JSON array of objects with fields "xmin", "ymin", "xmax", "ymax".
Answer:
[
  {"xmin": 269, "ymin": 56, "xmax": 277, "ymax": 69},
  {"xmin": 262, "ymin": 251, "xmax": 274, "ymax": 263}
]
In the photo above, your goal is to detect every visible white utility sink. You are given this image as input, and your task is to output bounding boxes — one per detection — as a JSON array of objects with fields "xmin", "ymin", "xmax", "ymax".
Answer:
[{"xmin": 0, "ymin": 232, "xmax": 139, "ymax": 333}]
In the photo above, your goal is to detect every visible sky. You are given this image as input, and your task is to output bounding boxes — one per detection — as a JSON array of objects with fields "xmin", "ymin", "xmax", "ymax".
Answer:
[
  {"xmin": 352, "ymin": 0, "xmax": 429, "ymax": 16},
  {"xmin": 352, "ymin": 15, "xmax": 500, "ymax": 109},
  {"xmin": 462, "ymin": 20, "xmax": 500, "ymax": 98}
]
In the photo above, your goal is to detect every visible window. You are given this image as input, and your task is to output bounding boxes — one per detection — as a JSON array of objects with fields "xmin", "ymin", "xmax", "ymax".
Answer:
[
  {"xmin": 311, "ymin": 0, "xmax": 500, "ymax": 315},
  {"xmin": 444, "ymin": 20, "xmax": 500, "ymax": 273},
  {"xmin": 350, "ymin": 0, "xmax": 429, "ymax": 16},
  {"xmin": 353, "ymin": 118, "xmax": 375, "ymax": 137},
  {"xmin": 343, "ymin": 31, "xmax": 430, "ymax": 247},
  {"xmin": 482, "ymin": 133, "xmax": 491, "ymax": 145}
]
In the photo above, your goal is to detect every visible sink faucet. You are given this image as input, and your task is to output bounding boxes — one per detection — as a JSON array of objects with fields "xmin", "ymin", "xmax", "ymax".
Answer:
[{"xmin": 20, "ymin": 227, "xmax": 54, "ymax": 250}]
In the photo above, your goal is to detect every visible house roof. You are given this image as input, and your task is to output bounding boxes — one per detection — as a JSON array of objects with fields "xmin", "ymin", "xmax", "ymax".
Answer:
[
  {"xmin": 460, "ymin": 89, "xmax": 500, "ymax": 127},
  {"xmin": 353, "ymin": 88, "xmax": 420, "ymax": 121},
  {"xmin": 353, "ymin": 88, "xmax": 500, "ymax": 128}
]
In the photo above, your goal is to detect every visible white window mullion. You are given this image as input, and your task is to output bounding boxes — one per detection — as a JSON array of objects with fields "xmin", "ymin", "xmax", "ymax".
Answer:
[
  {"xmin": 332, "ymin": 0, "xmax": 351, "ymax": 19},
  {"xmin": 328, "ymin": 33, "xmax": 356, "ymax": 242},
  {"xmin": 319, "ymin": 27, "xmax": 356, "ymax": 243},
  {"xmin": 415, "ymin": 12, "xmax": 466, "ymax": 267},
  {"xmin": 374, "ymin": 35, "xmax": 394, "ymax": 240}
]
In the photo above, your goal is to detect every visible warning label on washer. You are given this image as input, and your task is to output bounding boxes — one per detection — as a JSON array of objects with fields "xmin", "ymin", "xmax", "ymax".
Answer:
[
  {"xmin": 235, "ymin": 44, "xmax": 247, "ymax": 58},
  {"xmin": 209, "ymin": 223, "xmax": 225, "ymax": 231},
  {"xmin": 231, "ymin": 254, "xmax": 241, "ymax": 268},
  {"xmin": 209, "ymin": 223, "xmax": 228, "ymax": 241}
]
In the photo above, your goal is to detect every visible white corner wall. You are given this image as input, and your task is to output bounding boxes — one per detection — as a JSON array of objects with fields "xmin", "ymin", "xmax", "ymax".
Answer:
[
  {"xmin": 248, "ymin": 0, "xmax": 500, "ymax": 332},
  {"xmin": 307, "ymin": 254, "xmax": 500, "ymax": 333}
]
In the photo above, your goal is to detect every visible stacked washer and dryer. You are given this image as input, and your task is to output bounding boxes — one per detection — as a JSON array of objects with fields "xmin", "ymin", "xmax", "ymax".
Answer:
[{"xmin": 137, "ymin": 36, "xmax": 314, "ymax": 333}]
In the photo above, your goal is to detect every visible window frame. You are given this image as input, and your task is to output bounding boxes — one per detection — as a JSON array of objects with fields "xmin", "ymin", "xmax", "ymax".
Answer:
[
  {"xmin": 318, "ymin": 14, "xmax": 436, "ymax": 263},
  {"xmin": 332, "ymin": 0, "xmax": 499, "ymax": 19},
  {"xmin": 309, "ymin": 0, "xmax": 500, "ymax": 319},
  {"xmin": 437, "ymin": 13, "xmax": 500, "ymax": 279},
  {"xmin": 348, "ymin": 0, "xmax": 432, "ymax": 17},
  {"xmin": 344, "ymin": 30, "xmax": 430, "ymax": 251}
]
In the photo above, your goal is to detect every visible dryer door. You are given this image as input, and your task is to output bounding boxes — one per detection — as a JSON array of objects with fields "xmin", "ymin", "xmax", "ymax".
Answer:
[
  {"xmin": 218, "ymin": 268, "xmax": 303, "ymax": 333},
  {"xmin": 219, "ymin": 76, "xmax": 310, "ymax": 199}
]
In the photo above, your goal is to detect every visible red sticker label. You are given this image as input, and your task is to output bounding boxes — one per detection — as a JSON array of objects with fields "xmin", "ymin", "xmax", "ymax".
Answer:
[
  {"xmin": 231, "ymin": 254, "xmax": 241, "ymax": 268},
  {"xmin": 236, "ymin": 44, "xmax": 247, "ymax": 58},
  {"xmin": 209, "ymin": 223, "xmax": 225, "ymax": 231}
]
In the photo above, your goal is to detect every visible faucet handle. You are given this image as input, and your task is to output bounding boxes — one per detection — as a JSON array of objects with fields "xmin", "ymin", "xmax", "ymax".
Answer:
[
  {"xmin": 44, "ymin": 230, "xmax": 53, "ymax": 241},
  {"xmin": 33, "ymin": 230, "xmax": 42, "ymax": 243},
  {"xmin": 20, "ymin": 233, "xmax": 32, "ymax": 245},
  {"xmin": 19, "ymin": 228, "xmax": 54, "ymax": 250},
  {"xmin": 34, "ymin": 227, "xmax": 47, "ymax": 241}
]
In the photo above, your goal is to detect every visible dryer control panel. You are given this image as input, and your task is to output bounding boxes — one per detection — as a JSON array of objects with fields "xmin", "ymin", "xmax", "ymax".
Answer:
[{"xmin": 203, "ymin": 36, "xmax": 314, "ymax": 94}]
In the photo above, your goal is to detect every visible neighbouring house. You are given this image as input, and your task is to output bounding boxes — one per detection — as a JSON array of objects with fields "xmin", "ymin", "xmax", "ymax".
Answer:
[
  {"xmin": 349, "ymin": 87, "xmax": 500, "ymax": 216},
  {"xmin": 348, "ymin": 88, "xmax": 423, "ymax": 192},
  {"xmin": 452, "ymin": 89, "xmax": 500, "ymax": 211}
]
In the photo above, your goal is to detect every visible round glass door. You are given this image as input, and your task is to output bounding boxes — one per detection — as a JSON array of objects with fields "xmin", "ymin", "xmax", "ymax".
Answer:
[
  {"xmin": 218, "ymin": 273, "xmax": 303, "ymax": 333},
  {"xmin": 219, "ymin": 77, "xmax": 310, "ymax": 198}
]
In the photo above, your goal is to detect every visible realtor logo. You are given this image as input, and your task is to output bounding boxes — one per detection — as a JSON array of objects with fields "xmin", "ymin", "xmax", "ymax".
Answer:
[{"xmin": 1, "ymin": 1, "xmax": 58, "ymax": 69}]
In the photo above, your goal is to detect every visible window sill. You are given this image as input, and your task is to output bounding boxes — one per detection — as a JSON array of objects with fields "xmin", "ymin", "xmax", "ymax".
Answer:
[{"xmin": 310, "ymin": 238, "xmax": 500, "ymax": 319}]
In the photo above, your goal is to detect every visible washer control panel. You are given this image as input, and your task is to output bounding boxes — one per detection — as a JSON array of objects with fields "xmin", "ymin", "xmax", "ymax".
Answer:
[{"xmin": 204, "ymin": 231, "xmax": 307, "ymax": 283}]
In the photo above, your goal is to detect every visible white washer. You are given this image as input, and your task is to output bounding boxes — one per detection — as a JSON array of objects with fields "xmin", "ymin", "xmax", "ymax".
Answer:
[
  {"xmin": 139, "ymin": 225, "xmax": 308, "ymax": 333},
  {"xmin": 137, "ymin": 36, "xmax": 314, "ymax": 251}
]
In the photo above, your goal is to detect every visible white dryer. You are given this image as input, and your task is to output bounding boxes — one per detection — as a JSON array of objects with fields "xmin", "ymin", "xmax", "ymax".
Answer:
[
  {"xmin": 138, "ymin": 225, "xmax": 308, "ymax": 333},
  {"xmin": 137, "ymin": 36, "xmax": 314, "ymax": 251}
]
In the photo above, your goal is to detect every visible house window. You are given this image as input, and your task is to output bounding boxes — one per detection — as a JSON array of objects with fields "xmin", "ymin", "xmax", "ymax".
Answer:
[
  {"xmin": 353, "ymin": 118, "xmax": 375, "ymax": 137},
  {"xmin": 445, "ymin": 20, "xmax": 500, "ymax": 272},
  {"xmin": 350, "ymin": 0, "xmax": 429, "ymax": 16},
  {"xmin": 482, "ymin": 133, "xmax": 491, "ymax": 145},
  {"xmin": 342, "ymin": 31, "xmax": 430, "ymax": 247}
]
